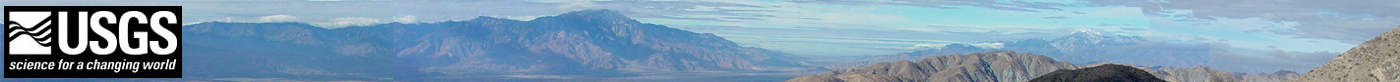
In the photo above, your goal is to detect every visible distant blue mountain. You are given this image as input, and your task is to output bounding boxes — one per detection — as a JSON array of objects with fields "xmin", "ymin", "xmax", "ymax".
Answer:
[
  {"xmin": 176, "ymin": 9, "xmax": 805, "ymax": 81},
  {"xmin": 388, "ymin": 9, "xmax": 805, "ymax": 77},
  {"xmin": 834, "ymin": 30, "xmax": 1210, "ymax": 68},
  {"xmin": 182, "ymin": 22, "xmax": 396, "ymax": 80}
]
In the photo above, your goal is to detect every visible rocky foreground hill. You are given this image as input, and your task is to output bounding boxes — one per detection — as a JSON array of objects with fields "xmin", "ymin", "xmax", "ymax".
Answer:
[
  {"xmin": 1289, "ymin": 26, "xmax": 1400, "ymax": 82},
  {"xmin": 1029, "ymin": 64, "xmax": 1167, "ymax": 82},
  {"xmin": 1084, "ymin": 63, "xmax": 1299, "ymax": 82},
  {"xmin": 787, "ymin": 51, "xmax": 1077, "ymax": 82},
  {"xmin": 786, "ymin": 51, "xmax": 1300, "ymax": 82}
]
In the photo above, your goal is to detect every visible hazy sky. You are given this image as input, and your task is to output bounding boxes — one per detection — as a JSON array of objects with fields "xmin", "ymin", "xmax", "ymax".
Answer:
[{"xmin": 4, "ymin": 0, "xmax": 1396, "ymax": 73}]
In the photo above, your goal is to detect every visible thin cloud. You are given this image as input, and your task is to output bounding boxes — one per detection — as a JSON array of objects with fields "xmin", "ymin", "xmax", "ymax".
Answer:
[
  {"xmin": 1150, "ymin": 0, "xmax": 1400, "ymax": 44},
  {"xmin": 258, "ymin": 15, "xmax": 299, "ymax": 23},
  {"xmin": 1265, "ymin": 50, "xmax": 1339, "ymax": 63},
  {"xmin": 315, "ymin": 17, "xmax": 384, "ymax": 28},
  {"xmin": 788, "ymin": 0, "xmax": 1075, "ymax": 12},
  {"xmin": 394, "ymin": 15, "xmax": 417, "ymax": 23}
]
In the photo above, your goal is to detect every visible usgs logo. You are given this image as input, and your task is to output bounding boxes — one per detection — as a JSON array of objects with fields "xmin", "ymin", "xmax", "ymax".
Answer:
[
  {"xmin": 5, "ymin": 6, "xmax": 182, "ymax": 78},
  {"xmin": 9, "ymin": 10, "xmax": 179, "ymax": 55}
]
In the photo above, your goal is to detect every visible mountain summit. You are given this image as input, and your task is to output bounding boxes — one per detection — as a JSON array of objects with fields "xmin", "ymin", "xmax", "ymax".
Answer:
[{"xmin": 1290, "ymin": 26, "xmax": 1400, "ymax": 82}]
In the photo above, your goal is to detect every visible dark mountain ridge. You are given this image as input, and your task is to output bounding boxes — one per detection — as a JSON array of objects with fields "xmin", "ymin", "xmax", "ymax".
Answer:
[{"xmin": 1029, "ymin": 64, "xmax": 1168, "ymax": 82}]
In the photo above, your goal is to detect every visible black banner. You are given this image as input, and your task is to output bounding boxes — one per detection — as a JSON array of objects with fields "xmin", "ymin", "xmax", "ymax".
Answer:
[{"xmin": 5, "ymin": 6, "xmax": 182, "ymax": 78}]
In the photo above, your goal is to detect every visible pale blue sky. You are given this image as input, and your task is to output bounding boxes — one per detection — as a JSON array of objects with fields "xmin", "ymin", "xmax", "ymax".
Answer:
[{"xmin": 5, "ymin": 0, "xmax": 1397, "ymax": 73}]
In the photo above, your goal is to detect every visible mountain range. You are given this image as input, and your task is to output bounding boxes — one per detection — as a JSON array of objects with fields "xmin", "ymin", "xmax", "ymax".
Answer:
[
  {"xmin": 787, "ymin": 51, "xmax": 1298, "ymax": 82},
  {"xmin": 178, "ymin": 9, "xmax": 806, "ymax": 81},
  {"xmin": 388, "ymin": 9, "xmax": 805, "ymax": 74},
  {"xmin": 1, "ymin": 9, "xmax": 1363, "ymax": 82},
  {"xmin": 828, "ymin": 30, "xmax": 1210, "ymax": 69}
]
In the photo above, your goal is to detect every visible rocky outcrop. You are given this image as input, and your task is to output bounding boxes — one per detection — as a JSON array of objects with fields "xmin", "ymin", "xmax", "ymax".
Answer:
[
  {"xmin": 1029, "ymin": 64, "xmax": 1168, "ymax": 82},
  {"xmin": 786, "ymin": 51, "xmax": 1079, "ymax": 82},
  {"xmin": 1146, "ymin": 66, "xmax": 1212, "ymax": 82},
  {"xmin": 1236, "ymin": 71, "xmax": 1301, "ymax": 82},
  {"xmin": 1209, "ymin": 68, "xmax": 1240, "ymax": 82},
  {"xmin": 1290, "ymin": 26, "xmax": 1400, "ymax": 82}
]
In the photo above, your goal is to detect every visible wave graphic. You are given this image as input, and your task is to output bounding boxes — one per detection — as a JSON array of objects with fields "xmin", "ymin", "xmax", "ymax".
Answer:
[{"xmin": 6, "ymin": 20, "xmax": 54, "ymax": 45}]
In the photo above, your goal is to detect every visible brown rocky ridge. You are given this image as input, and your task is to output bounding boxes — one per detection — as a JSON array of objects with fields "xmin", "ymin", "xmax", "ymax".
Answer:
[{"xmin": 1289, "ymin": 26, "xmax": 1400, "ymax": 82}]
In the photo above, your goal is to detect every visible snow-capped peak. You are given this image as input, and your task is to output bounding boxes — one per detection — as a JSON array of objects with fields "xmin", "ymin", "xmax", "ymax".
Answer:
[
  {"xmin": 1073, "ymin": 30, "xmax": 1102, "ymax": 35},
  {"xmin": 1052, "ymin": 30, "xmax": 1150, "ymax": 49}
]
